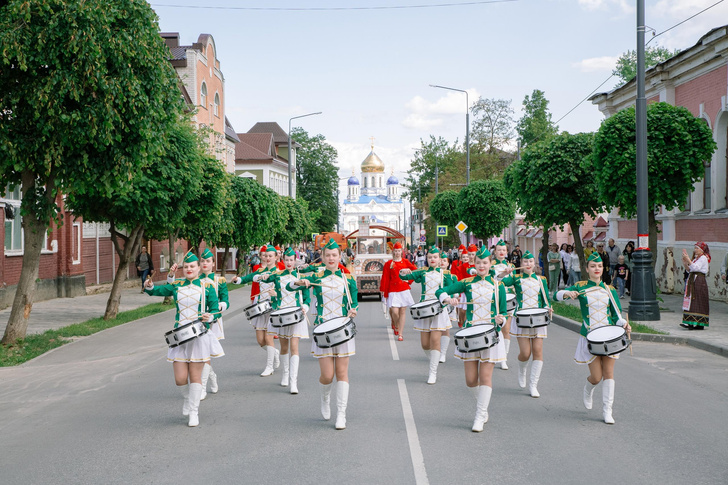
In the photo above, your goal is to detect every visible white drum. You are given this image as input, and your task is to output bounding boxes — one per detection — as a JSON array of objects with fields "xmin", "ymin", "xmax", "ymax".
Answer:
[
  {"xmin": 270, "ymin": 306, "xmax": 305, "ymax": 327},
  {"xmin": 515, "ymin": 308, "xmax": 550, "ymax": 328},
  {"xmin": 164, "ymin": 319, "xmax": 208, "ymax": 348},
  {"xmin": 410, "ymin": 300, "xmax": 443, "ymax": 320},
  {"xmin": 506, "ymin": 293, "xmax": 517, "ymax": 313},
  {"xmin": 244, "ymin": 300, "xmax": 272, "ymax": 320},
  {"xmin": 454, "ymin": 324, "xmax": 499, "ymax": 353},
  {"xmin": 313, "ymin": 317, "xmax": 357, "ymax": 348},
  {"xmin": 586, "ymin": 325, "xmax": 631, "ymax": 356}
]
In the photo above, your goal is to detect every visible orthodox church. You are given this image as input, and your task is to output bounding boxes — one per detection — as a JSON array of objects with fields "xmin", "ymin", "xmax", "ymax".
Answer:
[{"xmin": 341, "ymin": 143, "xmax": 404, "ymax": 235}]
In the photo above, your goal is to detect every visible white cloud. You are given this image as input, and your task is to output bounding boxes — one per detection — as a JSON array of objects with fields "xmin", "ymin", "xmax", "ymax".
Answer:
[
  {"xmin": 402, "ymin": 88, "xmax": 480, "ymax": 132},
  {"xmin": 577, "ymin": 0, "xmax": 633, "ymax": 14},
  {"xmin": 651, "ymin": 1, "xmax": 728, "ymax": 51},
  {"xmin": 402, "ymin": 113, "xmax": 443, "ymax": 131},
  {"xmin": 573, "ymin": 56, "xmax": 619, "ymax": 72}
]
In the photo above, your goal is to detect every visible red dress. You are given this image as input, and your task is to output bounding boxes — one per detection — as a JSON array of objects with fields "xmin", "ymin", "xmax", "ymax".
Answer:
[{"xmin": 380, "ymin": 258, "xmax": 417, "ymax": 299}]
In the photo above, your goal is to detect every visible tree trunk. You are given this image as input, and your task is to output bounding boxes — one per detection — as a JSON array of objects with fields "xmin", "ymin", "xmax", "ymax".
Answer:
[
  {"xmin": 648, "ymin": 210, "xmax": 658, "ymax": 268},
  {"xmin": 163, "ymin": 229, "xmax": 179, "ymax": 304},
  {"xmin": 104, "ymin": 224, "xmax": 144, "ymax": 320},
  {"xmin": 1, "ymin": 213, "xmax": 47, "ymax": 344},
  {"xmin": 569, "ymin": 219, "xmax": 586, "ymax": 275},
  {"xmin": 220, "ymin": 245, "xmax": 230, "ymax": 279},
  {"xmin": 541, "ymin": 226, "xmax": 550, "ymax": 280}
]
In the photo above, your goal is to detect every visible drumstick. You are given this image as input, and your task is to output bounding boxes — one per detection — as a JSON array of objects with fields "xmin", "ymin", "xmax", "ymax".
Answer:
[{"xmin": 577, "ymin": 286, "xmax": 604, "ymax": 296}]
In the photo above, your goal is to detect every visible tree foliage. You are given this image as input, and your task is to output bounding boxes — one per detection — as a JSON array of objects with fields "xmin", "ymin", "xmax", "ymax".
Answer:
[
  {"xmin": 516, "ymin": 89, "xmax": 558, "ymax": 148},
  {"xmin": 470, "ymin": 97, "xmax": 515, "ymax": 154},
  {"xmin": 0, "ymin": 0, "xmax": 182, "ymax": 342},
  {"xmin": 593, "ymin": 102, "xmax": 716, "ymax": 258},
  {"xmin": 429, "ymin": 190, "xmax": 460, "ymax": 228},
  {"xmin": 612, "ymin": 45, "xmax": 679, "ymax": 86},
  {"xmin": 292, "ymin": 127, "xmax": 339, "ymax": 233},
  {"xmin": 456, "ymin": 179, "xmax": 515, "ymax": 240},
  {"xmin": 403, "ymin": 136, "xmax": 460, "ymax": 201},
  {"xmin": 225, "ymin": 176, "xmax": 281, "ymax": 254}
]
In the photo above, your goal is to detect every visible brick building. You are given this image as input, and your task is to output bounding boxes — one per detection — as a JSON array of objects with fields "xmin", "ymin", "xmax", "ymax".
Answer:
[{"xmin": 590, "ymin": 25, "xmax": 728, "ymax": 299}]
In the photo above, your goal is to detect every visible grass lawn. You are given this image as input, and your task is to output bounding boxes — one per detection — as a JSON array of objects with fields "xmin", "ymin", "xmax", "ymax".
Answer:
[
  {"xmin": 551, "ymin": 302, "xmax": 667, "ymax": 335},
  {"xmin": 0, "ymin": 302, "xmax": 172, "ymax": 367}
]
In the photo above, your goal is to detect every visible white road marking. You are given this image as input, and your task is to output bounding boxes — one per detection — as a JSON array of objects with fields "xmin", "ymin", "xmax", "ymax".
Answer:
[
  {"xmin": 397, "ymin": 379, "xmax": 429, "ymax": 485},
  {"xmin": 387, "ymin": 327, "xmax": 400, "ymax": 361}
]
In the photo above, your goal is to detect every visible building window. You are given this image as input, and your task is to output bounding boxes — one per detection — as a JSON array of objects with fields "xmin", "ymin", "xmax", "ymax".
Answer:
[
  {"xmin": 704, "ymin": 162, "xmax": 711, "ymax": 211},
  {"xmin": 214, "ymin": 93, "xmax": 220, "ymax": 117},
  {"xmin": 72, "ymin": 222, "xmax": 81, "ymax": 264},
  {"xmin": 4, "ymin": 184, "xmax": 22, "ymax": 252},
  {"xmin": 200, "ymin": 82, "xmax": 207, "ymax": 108}
]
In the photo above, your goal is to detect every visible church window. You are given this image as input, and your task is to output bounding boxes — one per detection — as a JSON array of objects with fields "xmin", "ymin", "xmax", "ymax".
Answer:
[{"xmin": 200, "ymin": 82, "xmax": 207, "ymax": 108}]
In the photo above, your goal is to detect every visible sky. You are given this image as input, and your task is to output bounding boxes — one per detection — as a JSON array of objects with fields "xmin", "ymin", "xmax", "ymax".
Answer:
[{"xmin": 152, "ymin": 0, "xmax": 728, "ymax": 196}]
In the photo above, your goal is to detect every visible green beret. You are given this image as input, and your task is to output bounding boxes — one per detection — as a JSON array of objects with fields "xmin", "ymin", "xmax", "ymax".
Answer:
[
  {"xmin": 476, "ymin": 246, "xmax": 491, "ymax": 259},
  {"xmin": 522, "ymin": 251, "xmax": 534, "ymax": 259},
  {"xmin": 496, "ymin": 239, "xmax": 506, "ymax": 247},
  {"xmin": 200, "ymin": 248, "xmax": 214, "ymax": 260},
  {"xmin": 324, "ymin": 239, "xmax": 340, "ymax": 250},
  {"xmin": 283, "ymin": 247, "xmax": 296, "ymax": 257},
  {"xmin": 587, "ymin": 252, "xmax": 602, "ymax": 263},
  {"xmin": 427, "ymin": 245, "xmax": 440, "ymax": 255},
  {"xmin": 183, "ymin": 252, "xmax": 199, "ymax": 263},
  {"xmin": 265, "ymin": 245, "xmax": 277, "ymax": 253}
]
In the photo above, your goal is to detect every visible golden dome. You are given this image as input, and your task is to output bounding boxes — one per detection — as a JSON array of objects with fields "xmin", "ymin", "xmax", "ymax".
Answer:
[{"xmin": 361, "ymin": 150, "xmax": 385, "ymax": 173}]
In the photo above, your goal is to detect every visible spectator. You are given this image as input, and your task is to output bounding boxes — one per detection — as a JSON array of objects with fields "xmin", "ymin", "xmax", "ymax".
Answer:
[
  {"xmin": 568, "ymin": 249, "xmax": 581, "ymax": 285},
  {"xmin": 509, "ymin": 244, "xmax": 522, "ymax": 273},
  {"xmin": 135, "ymin": 245, "xmax": 154, "ymax": 292},
  {"xmin": 623, "ymin": 241, "xmax": 635, "ymax": 295},
  {"xmin": 547, "ymin": 243, "xmax": 562, "ymax": 296},
  {"xmin": 596, "ymin": 243, "xmax": 612, "ymax": 285},
  {"xmin": 560, "ymin": 244, "xmax": 570, "ymax": 287},
  {"xmin": 612, "ymin": 255, "xmax": 630, "ymax": 298},
  {"xmin": 415, "ymin": 247, "xmax": 426, "ymax": 268},
  {"xmin": 680, "ymin": 242, "xmax": 710, "ymax": 330},
  {"xmin": 721, "ymin": 251, "xmax": 727, "ymax": 302},
  {"xmin": 605, "ymin": 238, "xmax": 621, "ymax": 273},
  {"xmin": 583, "ymin": 240, "xmax": 596, "ymax": 258}
]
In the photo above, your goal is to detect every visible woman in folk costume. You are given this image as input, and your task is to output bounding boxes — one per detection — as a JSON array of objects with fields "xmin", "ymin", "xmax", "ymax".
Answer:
[
  {"xmin": 680, "ymin": 241, "xmax": 710, "ymax": 330},
  {"xmin": 436, "ymin": 247, "xmax": 507, "ymax": 432},
  {"xmin": 491, "ymin": 239, "xmax": 516, "ymax": 370},
  {"xmin": 400, "ymin": 246, "xmax": 456, "ymax": 384},
  {"xmin": 555, "ymin": 252, "xmax": 630, "ymax": 424},
  {"xmin": 439, "ymin": 255, "xmax": 456, "ymax": 363},
  {"xmin": 290, "ymin": 239, "xmax": 358, "ymax": 430},
  {"xmin": 261, "ymin": 247, "xmax": 311, "ymax": 394},
  {"xmin": 500, "ymin": 251, "xmax": 551, "ymax": 397},
  {"xmin": 234, "ymin": 245, "xmax": 281, "ymax": 377},
  {"xmin": 144, "ymin": 252, "xmax": 222, "ymax": 427},
  {"xmin": 380, "ymin": 242, "xmax": 416, "ymax": 341}
]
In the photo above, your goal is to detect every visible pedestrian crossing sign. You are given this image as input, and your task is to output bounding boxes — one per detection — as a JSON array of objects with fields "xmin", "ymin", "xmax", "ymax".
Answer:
[{"xmin": 437, "ymin": 225, "xmax": 448, "ymax": 237}]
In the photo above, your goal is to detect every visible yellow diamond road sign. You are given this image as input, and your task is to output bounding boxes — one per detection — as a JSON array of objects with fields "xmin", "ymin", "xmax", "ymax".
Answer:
[{"xmin": 455, "ymin": 221, "xmax": 468, "ymax": 233}]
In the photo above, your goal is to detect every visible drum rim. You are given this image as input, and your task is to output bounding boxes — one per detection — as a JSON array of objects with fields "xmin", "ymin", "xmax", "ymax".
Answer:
[
  {"xmin": 313, "ymin": 317, "xmax": 353, "ymax": 334},
  {"xmin": 455, "ymin": 324, "xmax": 495, "ymax": 336},
  {"xmin": 270, "ymin": 306, "xmax": 303, "ymax": 316},
  {"xmin": 516, "ymin": 308, "xmax": 549, "ymax": 315},
  {"xmin": 412, "ymin": 299, "xmax": 441, "ymax": 308},
  {"xmin": 586, "ymin": 325, "xmax": 626, "ymax": 342}
]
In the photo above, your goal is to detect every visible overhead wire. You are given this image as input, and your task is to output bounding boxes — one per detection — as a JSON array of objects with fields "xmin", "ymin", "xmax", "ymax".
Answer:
[{"xmin": 151, "ymin": 0, "xmax": 517, "ymax": 11}]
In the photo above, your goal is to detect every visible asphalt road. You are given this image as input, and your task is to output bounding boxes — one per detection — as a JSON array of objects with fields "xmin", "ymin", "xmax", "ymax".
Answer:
[{"xmin": 1, "ymin": 292, "xmax": 727, "ymax": 485}]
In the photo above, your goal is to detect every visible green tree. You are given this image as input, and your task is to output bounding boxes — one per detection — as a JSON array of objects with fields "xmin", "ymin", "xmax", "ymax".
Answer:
[
  {"xmin": 403, "ymin": 136, "xmax": 460, "ymax": 201},
  {"xmin": 0, "ymin": 0, "xmax": 182, "ymax": 343},
  {"xmin": 593, "ymin": 102, "xmax": 716, "ymax": 262},
  {"xmin": 470, "ymin": 97, "xmax": 515, "ymax": 154},
  {"xmin": 430, "ymin": 190, "xmax": 460, "ymax": 228},
  {"xmin": 507, "ymin": 133, "xmax": 602, "ymax": 272},
  {"xmin": 292, "ymin": 127, "xmax": 339, "ymax": 233},
  {"xmin": 516, "ymin": 89, "xmax": 558, "ymax": 148},
  {"xmin": 456, "ymin": 179, "xmax": 515, "ymax": 240},
  {"xmin": 612, "ymin": 45, "xmax": 679, "ymax": 87}
]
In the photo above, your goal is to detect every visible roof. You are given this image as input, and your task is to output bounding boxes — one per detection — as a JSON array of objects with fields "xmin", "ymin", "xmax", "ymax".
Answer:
[
  {"xmin": 594, "ymin": 232, "xmax": 607, "ymax": 242},
  {"xmin": 516, "ymin": 228, "xmax": 526, "ymax": 236},
  {"xmin": 594, "ymin": 216, "xmax": 608, "ymax": 228},
  {"xmin": 582, "ymin": 230, "xmax": 594, "ymax": 241},
  {"xmin": 225, "ymin": 117, "xmax": 240, "ymax": 143},
  {"xmin": 343, "ymin": 195, "xmax": 403, "ymax": 205},
  {"xmin": 247, "ymin": 122, "xmax": 301, "ymax": 148},
  {"xmin": 237, "ymin": 133, "xmax": 274, "ymax": 157}
]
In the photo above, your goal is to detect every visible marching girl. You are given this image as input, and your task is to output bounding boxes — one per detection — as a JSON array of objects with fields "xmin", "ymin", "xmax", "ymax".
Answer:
[
  {"xmin": 380, "ymin": 242, "xmax": 416, "ymax": 341},
  {"xmin": 555, "ymin": 252, "xmax": 630, "ymax": 424},
  {"xmin": 234, "ymin": 245, "xmax": 280, "ymax": 377},
  {"xmin": 436, "ymin": 247, "xmax": 507, "ymax": 432},
  {"xmin": 399, "ymin": 246, "xmax": 456, "ymax": 384},
  {"xmin": 144, "ymin": 252, "xmax": 222, "ymax": 427},
  {"xmin": 439, "ymin": 255, "xmax": 457, "ymax": 362},
  {"xmin": 500, "ymin": 251, "xmax": 550, "ymax": 397},
  {"xmin": 454, "ymin": 247, "xmax": 473, "ymax": 328},
  {"xmin": 491, "ymin": 239, "xmax": 515, "ymax": 370},
  {"xmin": 450, "ymin": 244, "xmax": 466, "ymax": 273},
  {"xmin": 261, "ymin": 247, "xmax": 311, "ymax": 394},
  {"xmin": 290, "ymin": 239, "xmax": 358, "ymax": 430}
]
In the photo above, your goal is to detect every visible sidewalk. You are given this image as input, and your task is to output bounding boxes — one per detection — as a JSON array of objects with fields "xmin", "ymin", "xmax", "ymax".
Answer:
[{"xmin": 554, "ymin": 287, "xmax": 728, "ymax": 358}]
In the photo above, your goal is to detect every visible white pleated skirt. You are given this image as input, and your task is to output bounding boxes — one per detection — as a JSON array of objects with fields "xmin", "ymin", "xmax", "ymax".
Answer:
[
  {"xmin": 209, "ymin": 318, "xmax": 224, "ymax": 340},
  {"xmin": 454, "ymin": 332, "xmax": 506, "ymax": 363},
  {"xmin": 413, "ymin": 310, "xmax": 452, "ymax": 332},
  {"xmin": 511, "ymin": 323, "xmax": 548, "ymax": 339},
  {"xmin": 249, "ymin": 313, "xmax": 270, "ymax": 331},
  {"xmin": 311, "ymin": 337, "xmax": 356, "ymax": 359},
  {"xmin": 574, "ymin": 335, "xmax": 619, "ymax": 365},
  {"xmin": 268, "ymin": 318, "xmax": 310, "ymax": 339},
  {"xmin": 167, "ymin": 331, "xmax": 225, "ymax": 363},
  {"xmin": 387, "ymin": 290, "xmax": 415, "ymax": 308}
]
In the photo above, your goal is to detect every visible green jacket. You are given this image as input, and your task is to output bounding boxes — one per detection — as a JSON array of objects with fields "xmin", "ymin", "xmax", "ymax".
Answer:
[
  {"xmin": 435, "ymin": 274, "xmax": 507, "ymax": 328},
  {"xmin": 500, "ymin": 272, "xmax": 550, "ymax": 310},
  {"xmin": 200, "ymin": 272, "xmax": 230, "ymax": 311},
  {"xmin": 400, "ymin": 267, "xmax": 457, "ymax": 302},
  {"xmin": 264, "ymin": 269, "xmax": 311, "ymax": 310},
  {"xmin": 557, "ymin": 280, "xmax": 622, "ymax": 337},
  {"xmin": 289, "ymin": 269, "xmax": 358, "ymax": 325},
  {"xmin": 146, "ymin": 277, "xmax": 219, "ymax": 328}
]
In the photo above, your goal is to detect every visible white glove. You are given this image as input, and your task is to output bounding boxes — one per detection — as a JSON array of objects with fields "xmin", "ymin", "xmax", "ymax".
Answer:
[
  {"xmin": 302, "ymin": 304, "xmax": 309, "ymax": 314},
  {"xmin": 231, "ymin": 276, "xmax": 242, "ymax": 285},
  {"xmin": 252, "ymin": 274, "xmax": 262, "ymax": 283},
  {"xmin": 438, "ymin": 293, "xmax": 449, "ymax": 304},
  {"xmin": 616, "ymin": 318, "xmax": 628, "ymax": 327},
  {"xmin": 219, "ymin": 302, "xmax": 228, "ymax": 312},
  {"xmin": 166, "ymin": 274, "xmax": 175, "ymax": 284},
  {"xmin": 202, "ymin": 313, "xmax": 214, "ymax": 323}
]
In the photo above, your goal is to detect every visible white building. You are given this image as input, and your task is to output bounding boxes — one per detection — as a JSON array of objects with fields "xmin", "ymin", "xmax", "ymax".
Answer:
[{"xmin": 342, "ymin": 145, "xmax": 405, "ymax": 235}]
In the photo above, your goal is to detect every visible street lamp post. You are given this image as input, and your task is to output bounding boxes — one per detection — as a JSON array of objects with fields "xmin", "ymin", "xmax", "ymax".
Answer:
[
  {"xmin": 631, "ymin": 0, "xmax": 660, "ymax": 321},
  {"xmin": 288, "ymin": 111, "xmax": 322, "ymax": 199},
  {"xmin": 429, "ymin": 84, "xmax": 469, "ymax": 185}
]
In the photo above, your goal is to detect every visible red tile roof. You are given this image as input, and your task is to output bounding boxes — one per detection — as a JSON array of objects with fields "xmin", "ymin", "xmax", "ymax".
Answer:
[
  {"xmin": 582, "ymin": 230, "xmax": 594, "ymax": 241},
  {"xmin": 594, "ymin": 216, "xmax": 608, "ymax": 228}
]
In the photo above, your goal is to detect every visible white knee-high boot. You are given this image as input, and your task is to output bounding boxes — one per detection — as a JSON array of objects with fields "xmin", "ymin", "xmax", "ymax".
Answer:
[
  {"xmin": 518, "ymin": 360, "xmax": 528, "ymax": 388},
  {"xmin": 529, "ymin": 360, "xmax": 543, "ymax": 398},
  {"xmin": 583, "ymin": 379, "xmax": 597, "ymax": 410},
  {"xmin": 469, "ymin": 385, "xmax": 479, "ymax": 400},
  {"xmin": 427, "ymin": 350, "xmax": 440, "ymax": 385},
  {"xmin": 472, "ymin": 385, "xmax": 492, "ymax": 432},
  {"xmin": 274, "ymin": 347, "xmax": 280, "ymax": 369},
  {"xmin": 200, "ymin": 363, "xmax": 211, "ymax": 400},
  {"xmin": 209, "ymin": 367, "xmax": 218, "ymax": 393},
  {"xmin": 289, "ymin": 355, "xmax": 300, "ymax": 394},
  {"xmin": 423, "ymin": 347, "xmax": 431, "ymax": 359},
  {"xmin": 320, "ymin": 383, "xmax": 332, "ymax": 420},
  {"xmin": 280, "ymin": 353, "xmax": 290, "ymax": 387},
  {"xmin": 188, "ymin": 383, "xmax": 203, "ymax": 427},
  {"xmin": 440, "ymin": 336, "xmax": 450, "ymax": 363},
  {"xmin": 501, "ymin": 338, "xmax": 510, "ymax": 370},
  {"xmin": 179, "ymin": 384, "xmax": 190, "ymax": 416},
  {"xmin": 603, "ymin": 379, "xmax": 615, "ymax": 424},
  {"xmin": 261, "ymin": 346, "xmax": 275, "ymax": 376},
  {"xmin": 335, "ymin": 381, "xmax": 349, "ymax": 430}
]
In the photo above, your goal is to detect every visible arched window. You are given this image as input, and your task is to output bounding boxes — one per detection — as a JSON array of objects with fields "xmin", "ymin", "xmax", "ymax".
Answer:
[
  {"xmin": 363, "ymin": 177, "xmax": 367, "ymax": 188},
  {"xmin": 200, "ymin": 82, "xmax": 207, "ymax": 108},
  {"xmin": 701, "ymin": 118, "xmax": 711, "ymax": 211},
  {"xmin": 214, "ymin": 92, "xmax": 220, "ymax": 116}
]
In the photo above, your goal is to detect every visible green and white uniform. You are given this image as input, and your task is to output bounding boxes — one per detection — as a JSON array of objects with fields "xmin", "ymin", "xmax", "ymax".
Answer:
[
  {"xmin": 401, "ymin": 267, "xmax": 456, "ymax": 332},
  {"xmin": 265, "ymin": 268, "xmax": 311, "ymax": 339},
  {"xmin": 238, "ymin": 265, "xmax": 278, "ymax": 331},
  {"xmin": 501, "ymin": 272, "xmax": 550, "ymax": 339}
]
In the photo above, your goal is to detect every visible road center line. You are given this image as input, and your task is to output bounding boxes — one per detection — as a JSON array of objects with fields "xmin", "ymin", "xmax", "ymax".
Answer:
[
  {"xmin": 397, "ymin": 379, "xmax": 429, "ymax": 485},
  {"xmin": 388, "ymin": 327, "xmax": 400, "ymax": 361}
]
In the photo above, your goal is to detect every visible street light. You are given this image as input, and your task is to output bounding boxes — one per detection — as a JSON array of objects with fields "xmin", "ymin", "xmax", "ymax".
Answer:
[
  {"xmin": 429, "ymin": 84, "xmax": 470, "ymax": 185},
  {"xmin": 288, "ymin": 111, "xmax": 322, "ymax": 198}
]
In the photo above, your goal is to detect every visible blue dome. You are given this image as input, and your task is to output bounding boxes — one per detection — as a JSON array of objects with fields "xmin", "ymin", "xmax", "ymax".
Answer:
[
  {"xmin": 387, "ymin": 175, "xmax": 399, "ymax": 185},
  {"xmin": 348, "ymin": 175, "xmax": 360, "ymax": 186}
]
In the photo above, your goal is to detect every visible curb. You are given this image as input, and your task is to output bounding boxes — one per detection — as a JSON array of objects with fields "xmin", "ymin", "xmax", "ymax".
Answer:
[{"xmin": 550, "ymin": 314, "xmax": 727, "ymax": 359}]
